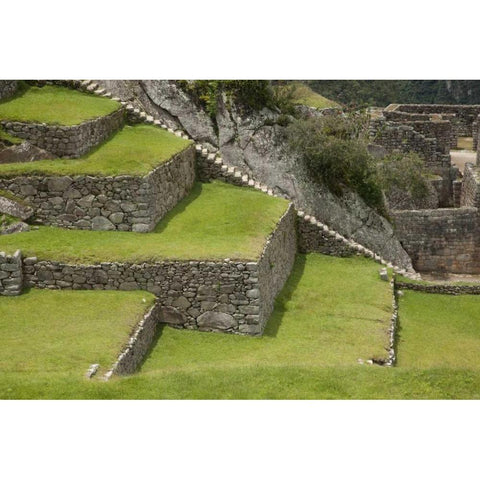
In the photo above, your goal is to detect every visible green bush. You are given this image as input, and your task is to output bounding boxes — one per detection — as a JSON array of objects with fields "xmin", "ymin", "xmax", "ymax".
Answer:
[
  {"xmin": 375, "ymin": 152, "xmax": 430, "ymax": 202},
  {"xmin": 286, "ymin": 116, "xmax": 384, "ymax": 212}
]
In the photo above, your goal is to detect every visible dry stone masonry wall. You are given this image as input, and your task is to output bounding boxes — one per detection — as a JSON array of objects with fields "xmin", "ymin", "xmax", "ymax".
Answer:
[
  {"xmin": 0, "ymin": 145, "xmax": 196, "ymax": 232},
  {"xmin": 0, "ymin": 250, "xmax": 22, "ymax": 296},
  {"xmin": 0, "ymin": 81, "xmax": 18, "ymax": 100},
  {"xmin": 395, "ymin": 280, "xmax": 480, "ymax": 295},
  {"xmin": 20, "ymin": 204, "xmax": 296, "ymax": 335},
  {"xmin": 105, "ymin": 303, "xmax": 163, "ymax": 378},
  {"xmin": 0, "ymin": 108, "xmax": 125, "ymax": 158}
]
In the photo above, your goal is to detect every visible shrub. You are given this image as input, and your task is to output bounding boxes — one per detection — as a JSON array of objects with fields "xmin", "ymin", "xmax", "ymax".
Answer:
[
  {"xmin": 375, "ymin": 152, "xmax": 430, "ymax": 202},
  {"xmin": 286, "ymin": 116, "xmax": 384, "ymax": 211}
]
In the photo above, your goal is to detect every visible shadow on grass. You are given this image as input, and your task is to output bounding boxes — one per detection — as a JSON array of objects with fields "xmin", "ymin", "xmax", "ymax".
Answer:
[
  {"xmin": 136, "ymin": 323, "xmax": 167, "ymax": 373},
  {"xmin": 264, "ymin": 254, "xmax": 306, "ymax": 338},
  {"xmin": 153, "ymin": 182, "xmax": 203, "ymax": 234}
]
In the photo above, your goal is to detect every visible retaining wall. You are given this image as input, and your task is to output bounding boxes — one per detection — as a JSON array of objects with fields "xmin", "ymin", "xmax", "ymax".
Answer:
[
  {"xmin": 0, "ymin": 250, "xmax": 22, "ymax": 296},
  {"xmin": 20, "ymin": 204, "xmax": 296, "ymax": 336},
  {"xmin": 392, "ymin": 207, "xmax": 480, "ymax": 273},
  {"xmin": 0, "ymin": 145, "xmax": 196, "ymax": 232},
  {"xmin": 297, "ymin": 215, "xmax": 359, "ymax": 256},
  {"xmin": 0, "ymin": 108, "xmax": 125, "ymax": 158}
]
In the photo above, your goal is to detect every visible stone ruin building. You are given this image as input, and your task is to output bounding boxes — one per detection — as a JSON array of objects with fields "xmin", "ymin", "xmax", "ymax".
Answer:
[{"xmin": 370, "ymin": 103, "xmax": 480, "ymax": 274}]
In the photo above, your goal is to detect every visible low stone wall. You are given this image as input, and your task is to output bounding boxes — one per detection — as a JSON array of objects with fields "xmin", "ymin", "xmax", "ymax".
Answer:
[
  {"xmin": 105, "ymin": 303, "xmax": 162, "ymax": 378},
  {"xmin": 392, "ymin": 207, "xmax": 480, "ymax": 274},
  {"xmin": 21, "ymin": 203, "xmax": 296, "ymax": 336},
  {"xmin": 297, "ymin": 215, "xmax": 358, "ymax": 256},
  {"xmin": 0, "ymin": 145, "xmax": 196, "ymax": 232},
  {"xmin": 0, "ymin": 250, "xmax": 22, "ymax": 296},
  {"xmin": 0, "ymin": 81, "xmax": 18, "ymax": 100},
  {"xmin": 395, "ymin": 280, "xmax": 480, "ymax": 295},
  {"xmin": 0, "ymin": 108, "xmax": 125, "ymax": 158}
]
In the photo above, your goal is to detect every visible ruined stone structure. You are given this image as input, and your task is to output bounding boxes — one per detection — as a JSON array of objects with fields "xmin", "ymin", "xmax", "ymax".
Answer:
[{"xmin": 371, "ymin": 103, "xmax": 480, "ymax": 274}]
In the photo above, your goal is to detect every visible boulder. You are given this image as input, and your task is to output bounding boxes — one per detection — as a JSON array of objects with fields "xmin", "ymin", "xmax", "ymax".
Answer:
[
  {"xmin": 0, "ymin": 221, "xmax": 30, "ymax": 235},
  {"xmin": 0, "ymin": 141, "xmax": 56, "ymax": 164},
  {"xmin": 0, "ymin": 195, "xmax": 34, "ymax": 220},
  {"xmin": 197, "ymin": 311, "xmax": 237, "ymax": 330},
  {"xmin": 91, "ymin": 216, "xmax": 115, "ymax": 231},
  {"xmin": 160, "ymin": 306, "xmax": 187, "ymax": 325}
]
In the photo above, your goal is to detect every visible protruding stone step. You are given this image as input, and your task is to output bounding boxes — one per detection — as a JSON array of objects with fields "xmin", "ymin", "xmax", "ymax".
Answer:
[
  {"xmin": 94, "ymin": 88, "xmax": 106, "ymax": 96},
  {"xmin": 86, "ymin": 83, "xmax": 98, "ymax": 92}
]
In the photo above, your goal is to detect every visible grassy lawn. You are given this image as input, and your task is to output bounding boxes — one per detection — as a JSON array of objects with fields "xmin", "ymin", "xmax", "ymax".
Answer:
[
  {"xmin": 0, "ymin": 125, "xmax": 191, "ymax": 177},
  {"xmin": 136, "ymin": 254, "xmax": 392, "ymax": 375},
  {"xmin": 0, "ymin": 181, "xmax": 289, "ymax": 262},
  {"xmin": 0, "ymin": 289, "xmax": 155, "ymax": 390},
  {"xmin": 0, "ymin": 85, "xmax": 120, "ymax": 125},
  {"xmin": 2, "ymin": 255, "xmax": 480, "ymax": 399},
  {"xmin": 396, "ymin": 291, "xmax": 480, "ymax": 368},
  {"xmin": 290, "ymin": 82, "xmax": 340, "ymax": 109}
]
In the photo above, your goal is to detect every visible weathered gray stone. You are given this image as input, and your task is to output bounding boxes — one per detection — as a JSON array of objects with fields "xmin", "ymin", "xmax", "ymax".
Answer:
[
  {"xmin": 197, "ymin": 311, "xmax": 237, "ymax": 330},
  {"xmin": 91, "ymin": 216, "xmax": 115, "ymax": 231},
  {"xmin": 0, "ymin": 195, "xmax": 34, "ymax": 220}
]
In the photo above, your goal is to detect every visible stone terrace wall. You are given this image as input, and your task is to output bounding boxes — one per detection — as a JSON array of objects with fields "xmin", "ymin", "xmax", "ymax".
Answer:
[
  {"xmin": 0, "ymin": 108, "xmax": 125, "ymax": 158},
  {"xmin": 0, "ymin": 250, "xmax": 23, "ymax": 296},
  {"xmin": 0, "ymin": 145, "xmax": 196, "ymax": 232},
  {"xmin": 257, "ymin": 204, "xmax": 297, "ymax": 333},
  {"xmin": 0, "ymin": 81, "xmax": 18, "ymax": 100},
  {"xmin": 460, "ymin": 163, "xmax": 480, "ymax": 208},
  {"xmin": 392, "ymin": 207, "xmax": 480, "ymax": 274},
  {"xmin": 21, "ymin": 202, "xmax": 295, "ymax": 336}
]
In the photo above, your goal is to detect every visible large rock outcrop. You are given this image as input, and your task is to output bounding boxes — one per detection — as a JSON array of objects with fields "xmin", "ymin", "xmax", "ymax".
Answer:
[{"xmin": 93, "ymin": 80, "xmax": 413, "ymax": 269}]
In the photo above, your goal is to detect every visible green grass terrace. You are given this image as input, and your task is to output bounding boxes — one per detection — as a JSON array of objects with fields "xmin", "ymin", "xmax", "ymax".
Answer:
[
  {"xmin": 0, "ymin": 289, "xmax": 155, "ymax": 392},
  {"xmin": 3, "ymin": 255, "xmax": 480, "ymax": 399},
  {"xmin": 0, "ymin": 181, "xmax": 289, "ymax": 262},
  {"xmin": 0, "ymin": 124, "xmax": 191, "ymax": 177},
  {"xmin": 0, "ymin": 85, "xmax": 121, "ymax": 125},
  {"xmin": 1, "ymin": 254, "xmax": 395, "ymax": 399}
]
